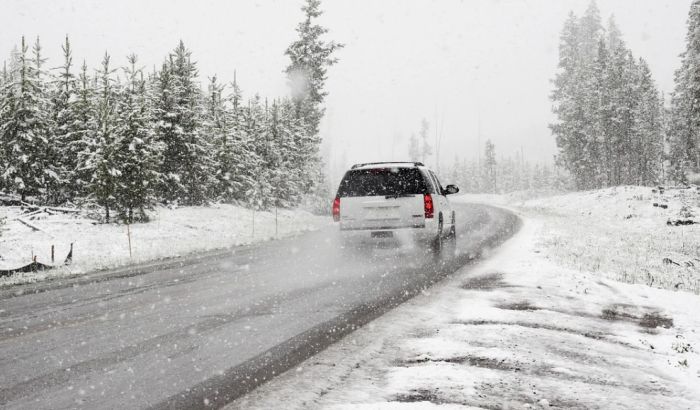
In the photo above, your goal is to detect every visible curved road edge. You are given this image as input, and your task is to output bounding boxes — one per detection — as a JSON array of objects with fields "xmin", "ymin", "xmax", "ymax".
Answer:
[{"xmin": 149, "ymin": 205, "xmax": 522, "ymax": 410}]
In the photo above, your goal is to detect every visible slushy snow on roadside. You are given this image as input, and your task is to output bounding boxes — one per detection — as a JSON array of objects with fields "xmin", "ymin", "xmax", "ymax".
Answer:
[
  {"xmin": 0, "ymin": 204, "xmax": 328, "ymax": 287},
  {"xmin": 231, "ymin": 189, "xmax": 700, "ymax": 409}
]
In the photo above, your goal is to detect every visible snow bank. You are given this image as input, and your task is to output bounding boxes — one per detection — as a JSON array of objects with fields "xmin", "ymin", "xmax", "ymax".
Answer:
[
  {"xmin": 519, "ymin": 186, "xmax": 700, "ymax": 293},
  {"xmin": 0, "ymin": 204, "xmax": 328, "ymax": 286},
  {"xmin": 231, "ymin": 215, "xmax": 700, "ymax": 409}
]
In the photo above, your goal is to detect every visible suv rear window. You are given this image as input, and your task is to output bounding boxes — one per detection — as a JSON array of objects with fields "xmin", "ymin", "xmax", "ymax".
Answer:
[{"xmin": 337, "ymin": 168, "xmax": 430, "ymax": 197}]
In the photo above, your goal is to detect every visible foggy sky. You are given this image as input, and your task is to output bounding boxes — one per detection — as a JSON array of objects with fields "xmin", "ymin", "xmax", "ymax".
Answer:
[{"xmin": 0, "ymin": 0, "xmax": 690, "ymax": 182}]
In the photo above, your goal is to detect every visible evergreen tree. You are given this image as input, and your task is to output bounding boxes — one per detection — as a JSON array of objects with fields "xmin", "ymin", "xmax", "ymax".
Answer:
[
  {"xmin": 285, "ymin": 0, "xmax": 342, "ymax": 211},
  {"xmin": 204, "ymin": 75, "xmax": 234, "ymax": 202},
  {"xmin": 114, "ymin": 54, "xmax": 163, "ymax": 222},
  {"xmin": 50, "ymin": 36, "xmax": 78, "ymax": 203},
  {"xmin": 669, "ymin": 0, "xmax": 700, "ymax": 182},
  {"xmin": 226, "ymin": 75, "xmax": 258, "ymax": 203},
  {"xmin": 606, "ymin": 16, "xmax": 623, "ymax": 51},
  {"xmin": 71, "ymin": 61, "xmax": 96, "ymax": 201},
  {"xmin": 154, "ymin": 41, "xmax": 213, "ymax": 205},
  {"xmin": 483, "ymin": 140, "xmax": 497, "ymax": 193},
  {"xmin": 1, "ymin": 61, "xmax": 7, "ymax": 85},
  {"xmin": 552, "ymin": 2, "xmax": 665, "ymax": 189},
  {"xmin": 285, "ymin": 0, "xmax": 343, "ymax": 137},
  {"xmin": 579, "ymin": 1, "xmax": 603, "ymax": 61},
  {"xmin": 243, "ymin": 95, "xmax": 272, "ymax": 210},
  {"xmin": 632, "ymin": 59, "xmax": 664, "ymax": 185},
  {"xmin": 85, "ymin": 53, "xmax": 120, "ymax": 222},
  {"xmin": 267, "ymin": 100, "xmax": 303, "ymax": 208},
  {"xmin": 0, "ymin": 37, "xmax": 52, "ymax": 201},
  {"xmin": 0, "ymin": 25, "xmax": 346, "ymax": 215},
  {"xmin": 32, "ymin": 38, "xmax": 60, "ymax": 203},
  {"xmin": 551, "ymin": 12, "xmax": 591, "ymax": 189}
]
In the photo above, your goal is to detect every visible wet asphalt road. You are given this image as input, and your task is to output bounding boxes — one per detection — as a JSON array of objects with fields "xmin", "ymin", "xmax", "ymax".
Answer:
[{"xmin": 0, "ymin": 203, "xmax": 518, "ymax": 409}]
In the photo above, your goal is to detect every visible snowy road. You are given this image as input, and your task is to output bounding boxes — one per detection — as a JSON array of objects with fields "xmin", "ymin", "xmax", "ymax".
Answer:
[{"xmin": 0, "ymin": 203, "xmax": 518, "ymax": 410}]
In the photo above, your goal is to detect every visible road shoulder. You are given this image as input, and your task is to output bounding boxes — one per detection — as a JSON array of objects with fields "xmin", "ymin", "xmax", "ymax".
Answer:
[{"xmin": 230, "ymin": 211, "xmax": 700, "ymax": 409}]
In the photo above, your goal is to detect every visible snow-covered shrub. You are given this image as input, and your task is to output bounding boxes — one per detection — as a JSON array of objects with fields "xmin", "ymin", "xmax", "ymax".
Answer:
[{"xmin": 687, "ymin": 173, "xmax": 700, "ymax": 186}]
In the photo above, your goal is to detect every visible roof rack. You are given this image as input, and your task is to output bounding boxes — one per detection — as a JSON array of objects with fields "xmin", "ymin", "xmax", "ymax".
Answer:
[{"xmin": 350, "ymin": 161, "xmax": 424, "ymax": 169}]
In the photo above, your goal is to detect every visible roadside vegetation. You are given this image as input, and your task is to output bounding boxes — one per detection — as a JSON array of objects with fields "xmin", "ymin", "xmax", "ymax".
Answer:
[
  {"xmin": 520, "ymin": 186, "xmax": 700, "ymax": 294},
  {"xmin": 446, "ymin": 1, "xmax": 700, "ymax": 199},
  {"xmin": 0, "ymin": 0, "xmax": 341, "ymax": 224}
]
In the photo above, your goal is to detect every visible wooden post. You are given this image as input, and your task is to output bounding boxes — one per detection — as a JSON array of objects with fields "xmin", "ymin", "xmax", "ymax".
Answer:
[
  {"xmin": 127, "ymin": 224, "xmax": 132, "ymax": 258},
  {"xmin": 51, "ymin": 245, "xmax": 54, "ymax": 263}
]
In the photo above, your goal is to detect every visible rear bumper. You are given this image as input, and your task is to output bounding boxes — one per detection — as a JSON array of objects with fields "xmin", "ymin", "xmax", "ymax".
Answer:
[
  {"xmin": 339, "ymin": 216, "xmax": 436, "ymax": 231},
  {"xmin": 338, "ymin": 218, "xmax": 438, "ymax": 242},
  {"xmin": 339, "ymin": 223, "xmax": 424, "ymax": 231}
]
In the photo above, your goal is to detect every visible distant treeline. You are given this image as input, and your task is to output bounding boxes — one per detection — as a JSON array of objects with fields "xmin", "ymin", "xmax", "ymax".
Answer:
[
  {"xmin": 0, "ymin": 0, "xmax": 342, "ymax": 223},
  {"xmin": 445, "ymin": 140, "xmax": 568, "ymax": 195}
]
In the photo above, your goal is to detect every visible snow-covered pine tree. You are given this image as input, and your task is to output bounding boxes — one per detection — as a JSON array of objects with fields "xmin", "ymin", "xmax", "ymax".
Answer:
[
  {"xmin": 483, "ymin": 139, "xmax": 497, "ymax": 193},
  {"xmin": 285, "ymin": 0, "xmax": 342, "ymax": 213},
  {"xmin": 226, "ymin": 75, "xmax": 259, "ymax": 203},
  {"xmin": 593, "ymin": 38, "xmax": 614, "ymax": 186},
  {"xmin": 578, "ymin": 2, "xmax": 604, "ymax": 188},
  {"xmin": 282, "ymin": 98, "xmax": 311, "ymax": 206},
  {"xmin": 86, "ymin": 53, "xmax": 119, "ymax": 222},
  {"xmin": 243, "ymin": 95, "xmax": 273, "ymax": 210},
  {"xmin": 579, "ymin": 1, "xmax": 603, "ymax": 62},
  {"xmin": 152, "ymin": 60, "xmax": 176, "ymax": 199},
  {"xmin": 266, "ymin": 100, "xmax": 294, "ymax": 208},
  {"xmin": 631, "ymin": 59, "xmax": 664, "ymax": 185},
  {"xmin": 32, "ymin": 38, "xmax": 61, "ymax": 204},
  {"xmin": 551, "ymin": 12, "xmax": 589, "ymax": 189},
  {"xmin": 71, "ymin": 61, "xmax": 96, "ymax": 201},
  {"xmin": 0, "ymin": 37, "xmax": 52, "ymax": 202},
  {"xmin": 0, "ymin": 61, "xmax": 9, "ymax": 194},
  {"xmin": 0, "ymin": 62, "xmax": 5, "ymax": 192},
  {"xmin": 154, "ymin": 41, "xmax": 213, "ymax": 205},
  {"xmin": 669, "ymin": 0, "xmax": 700, "ymax": 182},
  {"xmin": 50, "ymin": 36, "xmax": 78, "ymax": 204},
  {"xmin": 620, "ymin": 53, "xmax": 642, "ymax": 185},
  {"xmin": 204, "ymin": 75, "xmax": 234, "ymax": 202},
  {"xmin": 285, "ymin": 0, "xmax": 343, "ymax": 137},
  {"xmin": 114, "ymin": 54, "xmax": 163, "ymax": 222},
  {"xmin": 552, "ymin": 2, "xmax": 664, "ymax": 189},
  {"xmin": 205, "ymin": 74, "xmax": 258, "ymax": 204}
]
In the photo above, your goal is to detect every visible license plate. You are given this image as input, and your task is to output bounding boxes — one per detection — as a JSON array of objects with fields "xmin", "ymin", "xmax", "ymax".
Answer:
[
  {"xmin": 371, "ymin": 231, "xmax": 394, "ymax": 238},
  {"xmin": 366, "ymin": 206, "xmax": 398, "ymax": 219}
]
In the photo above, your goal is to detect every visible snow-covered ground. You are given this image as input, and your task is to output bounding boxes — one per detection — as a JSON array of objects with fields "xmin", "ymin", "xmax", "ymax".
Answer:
[
  {"xmin": 0, "ymin": 204, "xmax": 328, "ymax": 286},
  {"xmin": 230, "ymin": 189, "xmax": 700, "ymax": 409},
  {"xmin": 518, "ymin": 186, "xmax": 700, "ymax": 294}
]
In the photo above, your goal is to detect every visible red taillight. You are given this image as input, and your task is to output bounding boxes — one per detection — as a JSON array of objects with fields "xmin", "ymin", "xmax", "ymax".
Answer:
[
  {"xmin": 424, "ymin": 194, "xmax": 434, "ymax": 219},
  {"xmin": 332, "ymin": 197, "xmax": 341, "ymax": 222}
]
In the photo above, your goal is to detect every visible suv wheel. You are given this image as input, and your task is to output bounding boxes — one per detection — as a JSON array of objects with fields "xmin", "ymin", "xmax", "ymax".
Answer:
[{"xmin": 432, "ymin": 217, "xmax": 443, "ymax": 253}]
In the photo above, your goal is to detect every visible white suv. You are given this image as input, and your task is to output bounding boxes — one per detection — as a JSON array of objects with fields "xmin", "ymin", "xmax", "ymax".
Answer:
[{"xmin": 332, "ymin": 162, "xmax": 459, "ymax": 250}]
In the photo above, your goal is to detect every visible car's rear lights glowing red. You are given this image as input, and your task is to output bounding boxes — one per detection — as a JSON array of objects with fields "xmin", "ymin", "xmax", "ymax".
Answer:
[
  {"xmin": 332, "ymin": 197, "xmax": 341, "ymax": 222},
  {"xmin": 424, "ymin": 194, "xmax": 434, "ymax": 219}
]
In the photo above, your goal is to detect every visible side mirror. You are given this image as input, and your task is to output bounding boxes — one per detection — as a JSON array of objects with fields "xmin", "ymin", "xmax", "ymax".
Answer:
[{"xmin": 445, "ymin": 184, "xmax": 460, "ymax": 195}]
